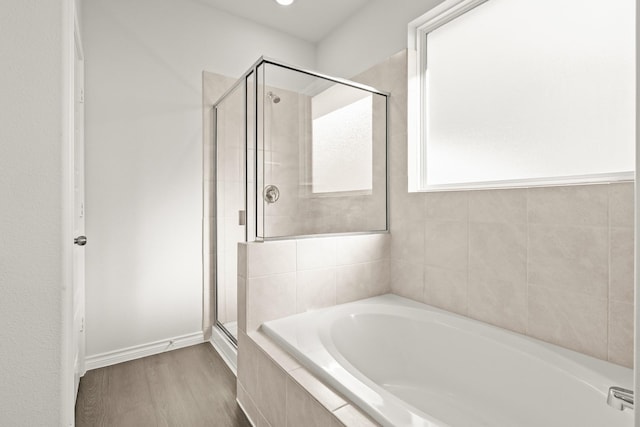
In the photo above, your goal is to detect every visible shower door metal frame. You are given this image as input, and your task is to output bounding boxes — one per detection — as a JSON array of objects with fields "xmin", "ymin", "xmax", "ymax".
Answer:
[
  {"xmin": 211, "ymin": 57, "xmax": 391, "ymax": 345},
  {"xmin": 211, "ymin": 71, "xmax": 252, "ymax": 346},
  {"xmin": 250, "ymin": 57, "xmax": 391, "ymax": 241}
]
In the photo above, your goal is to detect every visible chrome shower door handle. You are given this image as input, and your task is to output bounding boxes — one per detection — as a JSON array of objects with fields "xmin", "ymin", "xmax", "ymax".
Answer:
[{"xmin": 74, "ymin": 235, "xmax": 87, "ymax": 246}]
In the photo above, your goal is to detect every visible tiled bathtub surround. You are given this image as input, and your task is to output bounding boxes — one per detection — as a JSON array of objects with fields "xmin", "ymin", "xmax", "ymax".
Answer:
[
  {"xmin": 390, "ymin": 184, "xmax": 635, "ymax": 367},
  {"xmin": 233, "ymin": 49, "xmax": 634, "ymax": 427},
  {"xmin": 236, "ymin": 235, "xmax": 389, "ymax": 426},
  {"xmin": 237, "ymin": 331, "xmax": 378, "ymax": 427},
  {"xmin": 356, "ymin": 49, "xmax": 636, "ymax": 369},
  {"xmin": 237, "ymin": 234, "xmax": 390, "ymax": 333}
]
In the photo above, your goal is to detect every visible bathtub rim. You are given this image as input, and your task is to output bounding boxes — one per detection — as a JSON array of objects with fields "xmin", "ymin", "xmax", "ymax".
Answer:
[{"xmin": 262, "ymin": 293, "xmax": 633, "ymax": 427}]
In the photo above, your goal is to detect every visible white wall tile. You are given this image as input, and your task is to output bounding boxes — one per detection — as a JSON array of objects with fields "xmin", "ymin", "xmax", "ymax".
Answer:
[
  {"xmin": 425, "ymin": 220, "xmax": 468, "ymax": 271},
  {"xmin": 608, "ymin": 301, "xmax": 634, "ymax": 368},
  {"xmin": 297, "ymin": 268, "xmax": 337, "ymax": 313},
  {"xmin": 390, "ymin": 221, "xmax": 424, "ymax": 264},
  {"xmin": 388, "ymin": 88, "xmax": 408, "ymax": 138},
  {"xmin": 335, "ymin": 234, "xmax": 389, "ymax": 265},
  {"xmin": 610, "ymin": 183, "xmax": 634, "ymax": 228},
  {"xmin": 424, "ymin": 191, "xmax": 468, "ymax": 221},
  {"xmin": 390, "ymin": 178, "xmax": 420, "ymax": 221},
  {"xmin": 237, "ymin": 382, "xmax": 261, "ymax": 427},
  {"xmin": 388, "ymin": 132, "xmax": 408, "ymax": 186},
  {"xmin": 468, "ymin": 275, "xmax": 527, "ymax": 334},
  {"xmin": 247, "ymin": 272, "xmax": 297, "ymax": 331},
  {"xmin": 528, "ymin": 224, "xmax": 608, "ymax": 297},
  {"xmin": 247, "ymin": 241, "xmax": 296, "ymax": 278},
  {"xmin": 238, "ymin": 276, "xmax": 247, "ymax": 333},
  {"xmin": 297, "ymin": 238, "xmax": 337, "ymax": 271},
  {"xmin": 238, "ymin": 331, "xmax": 259, "ymax": 399},
  {"xmin": 390, "ymin": 259, "xmax": 424, "ymax": 302},
  {"xmin": 371, "ymin": 259, "xmax": 391, "ymax": 296},
  {"xmin": 286, "ymin": 377, "xmax": 336, "ymax": 427},
  {"xmin": 610, "ymin": 227, "xmax": 634, "ymax": 303},
  {"xmin": 336, "ymin": 260, "xmax": 389, "ymax": 304},
  {"xmin": 528, "ymin": 185, "xmax": 609, "ymax": 227},
  {"xmin": 469, "ymin": 222, "xmax": 526, "ymax": 283},
  {"xmin": 424, "ymin": 267, "xmax": 467, "ymax": 316},
  {"xmin": 256, "ymin": 351, "xmax": 287, "ymax": 427},
  {"xmin": 468, "ymin": 189, "xmax": 527, "ymax": 224},
  {"xmin": 238, "ymin": 242, "xmax": 248, "ymax": 278},
  {"xmin": 528, "ymin": 285, "xmax": 608, "ymax": 359},
  {"xmin": 335, "ymin": 263, "xmax": 370, "ymax": 305}
]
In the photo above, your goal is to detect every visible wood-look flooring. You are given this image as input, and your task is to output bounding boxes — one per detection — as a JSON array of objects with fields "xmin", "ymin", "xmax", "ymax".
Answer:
[{"xmin": 75, "ymin": 344, "xmax": 251, "ymax": 427}]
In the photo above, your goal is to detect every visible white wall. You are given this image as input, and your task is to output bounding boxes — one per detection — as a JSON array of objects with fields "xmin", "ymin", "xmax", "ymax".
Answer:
[
  {"xmin": 316, "ymin": 0, "xmax": 444, "ymax": 77},
  {"xmin": 0, "ymin": 0, "xmax": 69, "ymax": 424},
  {"xmin": 83, "ymin": 0, "xmax": 316, "ymax": 356}
]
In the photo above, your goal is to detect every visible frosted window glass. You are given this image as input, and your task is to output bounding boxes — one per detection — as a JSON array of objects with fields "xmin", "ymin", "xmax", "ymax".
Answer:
[
  {"xmin": 312, "ymin": 95, "xmax": 373, "ymax": 193},
  {"xmin": 425, "ymin": 0, "xmax": 634, "ymax": 187}
]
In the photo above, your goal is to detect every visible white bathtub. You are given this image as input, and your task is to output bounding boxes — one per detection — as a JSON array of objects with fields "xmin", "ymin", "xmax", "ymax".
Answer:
[{"xmin": 262, "ymin": 294, "xmax": 633, "ymax": 427}]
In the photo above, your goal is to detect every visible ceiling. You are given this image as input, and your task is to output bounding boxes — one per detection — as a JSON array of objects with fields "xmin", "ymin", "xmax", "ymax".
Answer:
[{"xmin": 198, "ymin": 0, "xmax": 371, "ymax": 43}]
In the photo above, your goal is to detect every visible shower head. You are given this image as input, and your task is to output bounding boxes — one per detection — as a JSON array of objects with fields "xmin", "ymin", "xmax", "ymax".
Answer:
[{"xmin": 267, "ymin": 91, "xmax": 281, "ymax": 104}]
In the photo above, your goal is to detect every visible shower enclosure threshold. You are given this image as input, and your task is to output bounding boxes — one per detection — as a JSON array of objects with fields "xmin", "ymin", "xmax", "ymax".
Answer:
[{"xmin": 210, "ymin": 325, "xmax": 238, "ymax": 376}]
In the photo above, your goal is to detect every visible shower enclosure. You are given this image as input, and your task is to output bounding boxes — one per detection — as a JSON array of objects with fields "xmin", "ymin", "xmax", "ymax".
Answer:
[{"xmin": 211, "ymin": 57, "xmax": 389, "ymax": 342}]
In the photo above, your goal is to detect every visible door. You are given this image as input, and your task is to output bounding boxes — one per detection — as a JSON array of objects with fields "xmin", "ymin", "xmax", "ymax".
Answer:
[
  {"xmin": 214, "ymin": 81, "xmax": 247, "ymax": 342},
  {"xmin": 72, "ymin": 30, "xmax": 86, "ymax": 397}
]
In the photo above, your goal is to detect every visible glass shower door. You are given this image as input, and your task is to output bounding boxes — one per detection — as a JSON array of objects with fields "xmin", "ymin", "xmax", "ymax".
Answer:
[
  {"xmin": 214, "ymin": 81, "xmax": 246, "ymax": 342},
  {"xmin": 256, "ymin": 61, "xmax": 388, "ymax": 239}
]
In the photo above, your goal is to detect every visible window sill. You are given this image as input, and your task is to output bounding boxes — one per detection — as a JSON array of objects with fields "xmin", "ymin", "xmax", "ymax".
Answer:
[{"xmin": 412, "ymin": 171, "xmax": 634, "ymax": 193}]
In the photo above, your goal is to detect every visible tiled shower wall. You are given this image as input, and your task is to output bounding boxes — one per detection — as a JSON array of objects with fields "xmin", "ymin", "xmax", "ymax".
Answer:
[
  {"xmin": 203, "ymin": 69, "xmax": 390, "ymax": 334},
  {"xmin": 262, "ymin": 88, "xmax": 386, "ymax": 237},
  {"xmin": 370, "ymin": 50, "xmax": 634, "ymax": 368},
  {"xmin": 236, "ymin": 235, "xmax": 389, "ymax": 426},
  {"xmin": 262, "ymin": 88, "xmax": 306, "ymax": 237},
  {"xmin": 237, "ymin": 234, "xmax": 390, "ymax": 333}
]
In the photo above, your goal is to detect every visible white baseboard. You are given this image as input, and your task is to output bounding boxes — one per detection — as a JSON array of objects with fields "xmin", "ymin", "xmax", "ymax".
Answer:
[{"xmin": 85, "ymin": 331, "xmax": 205, "ymax": 371}]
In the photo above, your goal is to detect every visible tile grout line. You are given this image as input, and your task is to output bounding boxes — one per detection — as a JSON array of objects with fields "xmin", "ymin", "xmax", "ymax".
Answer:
[
  {"xmin": 525, "ymin": 188, "xmax": 530, "ymax": 337},
  {"xmin": 466, "ymin": 193, "xmax": 470, "ymax": 316},
  {"xmin": 422, "ymin": 196, "xmax": 428, "ymax": 304},
  {"xmin": 606, "ymin": 184, "xmax": 612, "ymax": 362}
]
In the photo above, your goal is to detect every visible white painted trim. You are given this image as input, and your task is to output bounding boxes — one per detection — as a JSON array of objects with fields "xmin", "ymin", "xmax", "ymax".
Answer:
[
  {"xmin": 419, "ymin": 172, "xmax": 635, "ymax": 192},
  {"xmin": 61, "ymin": 0, "xmax": 76, "ymax": 425},
  {"xmin": 408, "ymin": 0, "xmax": 489, "ymax": 193},
  {"xmin": 210, "ymin": 327, "xmax": 238, "ymax": 376},
  {"xmin": 85, "ymin": 332, "xmax": 205, "ymax": 371},
  {"xmin": 407, "ymin": 0, "xmax": 634, "ymax": 192},
  {"xmin": 408, "ymin": 0, "xmax": 488, "ymax": 43},
  {"xmin": 406, "ymin": 49, "xmax": 421, "ymax": 193}
]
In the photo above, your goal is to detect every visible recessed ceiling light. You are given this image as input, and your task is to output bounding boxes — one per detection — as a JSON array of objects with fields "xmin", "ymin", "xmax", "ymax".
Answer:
[{"xmin": 275, "ymin": 0, "xmax": 295, "ymax": 5}]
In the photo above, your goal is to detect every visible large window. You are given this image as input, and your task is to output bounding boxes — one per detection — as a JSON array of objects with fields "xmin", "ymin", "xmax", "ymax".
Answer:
[{"xmin": 409, "ymin": 0, "xmax": 635, "ymax": 190}]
